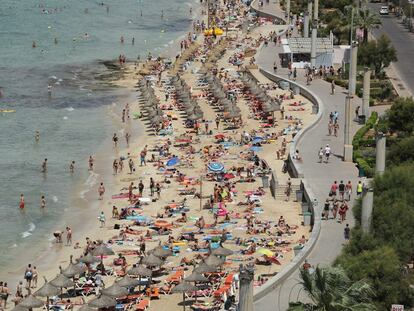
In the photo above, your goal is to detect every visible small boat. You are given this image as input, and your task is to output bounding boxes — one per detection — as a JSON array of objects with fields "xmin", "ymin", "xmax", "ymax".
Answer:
[{"xmin": 0, "ymin": 109, "xmax": 16, "ymax": 113}]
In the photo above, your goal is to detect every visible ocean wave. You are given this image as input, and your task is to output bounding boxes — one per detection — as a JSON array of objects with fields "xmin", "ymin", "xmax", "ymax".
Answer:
[
  {"xmin": 63, "ymin": 116, "xmax": 68, "ymax": 120},
  {"xmin": 9, "ymin": 244, "xmax": 17, "ymax": 248},
  {"xmin": 65, "ymin": 107, "xmax": 75, "ymax": 111},
  {"xmin": 21, "ymin": 222, "xmax": 36, "ymax": 238},
  {"xmin": 84, "ymin": 171, "xmax": 99, "ymax": 188},
  {"xmin": 52, "ymin": 196, "xmax": 58, "ymax": 202}
]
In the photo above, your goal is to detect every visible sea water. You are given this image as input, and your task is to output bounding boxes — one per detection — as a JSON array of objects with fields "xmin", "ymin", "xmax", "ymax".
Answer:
[{"xmin": 0, "ymin": 0, "xmax": 197, "ymax": 274}]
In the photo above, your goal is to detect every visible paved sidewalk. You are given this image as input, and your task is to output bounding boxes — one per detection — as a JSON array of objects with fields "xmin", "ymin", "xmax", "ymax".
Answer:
[{"xmin": 252, "ymin": 2, "xmax": 364, "ymax": 310}]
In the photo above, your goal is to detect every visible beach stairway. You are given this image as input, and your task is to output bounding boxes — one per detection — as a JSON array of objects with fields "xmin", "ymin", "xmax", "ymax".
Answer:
[{"xmin": 274, "ymin": 184, "xmax": 301, "ymax": 200}]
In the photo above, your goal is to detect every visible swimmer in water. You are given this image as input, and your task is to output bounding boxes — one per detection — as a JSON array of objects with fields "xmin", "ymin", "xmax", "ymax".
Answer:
[
  {"xmin": 120, "ymin": 36, "xmax": 124, "ymax": 44},
  {"xmin": 106, "ymin": 6, "xmax": 109, "ymax": 13},
  {"xmin": 19, "ymin": 194, "xmax": 25, "ymax": 209},
  {"xmin": 88, "ymin": 155, "xmax": 94, "ymax": 171},
  {"xmin": 132, "ymin": 37, "xmax": 135, "ymax": 45},
  {"xmin": 47, "ymin": 84, "xmax": 52, "ymax": 96},
  {"xmin": 161, "ymin": 10, "xmax": 164, "ymax": 19},
  {"xmin": 42, "ymin": 158, "xmax": 48, "ymax": 173},
  {"xmin": 35, "ymin": 130, "xmax": 40, "ymax": 142},
  {"xmin": 140, "ymin": 9, "xmax": 142, "ymax": 17},
  {"xmin": 40, "ymin": 196, "xmax": 46, "ymax": 208},
  {"xmin": 69, "ymin": 161, "xmax": 75, "ymax": 173},
  {"xmin": 32, "ymin": 41, "xmax": 36, "ymax": 48},
  {"xmin": 54, "ymin": 38, "xmax": 58, "ymax": 44}
]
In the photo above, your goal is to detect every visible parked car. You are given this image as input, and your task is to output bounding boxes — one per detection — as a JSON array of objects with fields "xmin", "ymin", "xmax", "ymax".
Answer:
[{"xmin": 379, "ymin": 6, "xmax": 389, "ymax": 15}]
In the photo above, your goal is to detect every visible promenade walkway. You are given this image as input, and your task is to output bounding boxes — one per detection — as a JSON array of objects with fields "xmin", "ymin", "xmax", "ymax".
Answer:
[{"xmin": 251, "ymin": 1, "xmax": 364, "ymax": 310}]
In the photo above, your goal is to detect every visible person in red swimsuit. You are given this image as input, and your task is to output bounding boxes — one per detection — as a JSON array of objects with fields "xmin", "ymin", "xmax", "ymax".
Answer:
[{"xmin": 19, "ymin": 194, "xmax": 25, "ymax": 209}]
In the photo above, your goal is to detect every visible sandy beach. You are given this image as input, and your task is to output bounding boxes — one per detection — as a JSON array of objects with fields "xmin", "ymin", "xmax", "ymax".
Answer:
[{"xmin": 1, "ymin": 1, "xmax": 316, "ymax": 311}]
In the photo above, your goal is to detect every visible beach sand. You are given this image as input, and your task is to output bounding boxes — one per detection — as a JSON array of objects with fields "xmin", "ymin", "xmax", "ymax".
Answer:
[{"xmin": 2, "ymin": 2, "xmax": 316, "ymax": 311}]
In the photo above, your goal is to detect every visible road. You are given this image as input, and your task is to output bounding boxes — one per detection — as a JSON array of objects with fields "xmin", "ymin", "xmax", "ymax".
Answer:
[{"xmin": 368, "ymin": 3, "xmax": 414, "ymax": 95}]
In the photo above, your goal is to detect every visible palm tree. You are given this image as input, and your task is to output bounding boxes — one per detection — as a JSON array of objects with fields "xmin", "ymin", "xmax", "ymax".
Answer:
[
  {"xmin": 288, "ymin": 266, "xmax": 377, "ymax": 311},
  {"xmin": 357, "ymin": 8, "xmax": 382, "ymax": 43}
]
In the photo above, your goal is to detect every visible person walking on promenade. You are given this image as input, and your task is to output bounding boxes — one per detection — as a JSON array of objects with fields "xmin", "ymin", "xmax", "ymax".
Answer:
[
  {"xmin": 324, "ymin": 144, "xmax": 331, "ymax": 163},
  {"xmin": 333, "ymin": 121, "xmax": 339, "ymax": 137},
  {"xmin": 331, "ymin": 79, "xmax": 335, "ymax": 95},
  {"xmin": 344, "ymin": 224, "xmax": 350, "ymax": 243},
  {"xmin": 357, "ymin": 181, "xmax": 364, "ymax": 197},
  {"xmin": 338, "ymin": 180, "xmax": 345, "ymax": 201},
  {"xmin": 318, "ymin": 147, "xmax": 324, "ymax": 163},
  {"xmin": 328, "ymin": 120, "xmax": 333, "ymax": 136},
  {"xmin": 345, "ymin": 181, "xmax": 352, "ymax": 201}
]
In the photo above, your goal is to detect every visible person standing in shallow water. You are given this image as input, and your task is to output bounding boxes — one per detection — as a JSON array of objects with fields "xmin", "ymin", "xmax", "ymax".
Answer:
[{"xmin": 19, "ymin": 194, "xmax": 25, "ymax": 210}]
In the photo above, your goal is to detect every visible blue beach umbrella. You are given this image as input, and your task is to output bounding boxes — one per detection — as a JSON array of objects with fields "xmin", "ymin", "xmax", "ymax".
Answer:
[
  {"xmin": 250, "ymin": 146, "xmax": 263, "ymax": 152},
  {"xmin": 208, "ymin": 162, "xmax": 224, "ymax": 172},
  {"xmin": 166, "ymin": 157, "xmax": 180, "ymax": 167}
]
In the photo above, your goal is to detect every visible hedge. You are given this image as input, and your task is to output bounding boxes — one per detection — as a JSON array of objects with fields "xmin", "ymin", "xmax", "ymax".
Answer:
[{"xmin": 352, "ymin": 112, "xmax": 378, "ymax": 177}]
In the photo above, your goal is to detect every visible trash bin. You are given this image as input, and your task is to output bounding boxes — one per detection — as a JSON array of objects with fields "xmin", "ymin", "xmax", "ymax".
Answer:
[
  {"xmin": 291, "ymin": 85, "xmax": 300, "ymax": 95},
  {"xmin": 261, "ymin": 175, "xmax": 270, "ymax": 188},
  {"xmin": 301, "ymin": 202, "xmax": 309, "ymax": 214},
  {"xmin": 303, "ymin": 211, "xmax": 312, "ymax": 226},
  {"xmin": 312, "ymin": 104, "xmax": 318, "ymax": 114},
  {"xmin": 296, "ymin": 190, "xmax": 304, "ymax": 202},
  {"xmin": 358, "ymin": 115, "xmax": 366, "ymax": 124},
  {"xmin": 293, "ymin": 245, "xmax": 303, "ymax": 256},
  {"xmin": 358, "ymin": 166, "xmax": 365, "ymax": 178},
  {"xmin": 279, "ymin": 80, "xmax": 290, "ymax": 90}
]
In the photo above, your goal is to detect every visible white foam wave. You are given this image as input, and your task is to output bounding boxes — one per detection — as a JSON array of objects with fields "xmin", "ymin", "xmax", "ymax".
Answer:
[
  {"xmin": 84, "ymin": 171, "xmax": 99, "ymax": 188},
  {"xmin": 50, "ymin": 75, "xmax": 58, "ymax": 80},
  {"xmin": 10, "ymin": 244, "xmax": 17, "ymax": 248},
  {"xmin": 79, "ymin": 189, "xmax": 89, "ymax": 199},
  {"xmin": 21, "ymin": 223, "xmax": 36, "ymax": 238},
  {"xmin": 63, "ymin": 116, "xmax": 68, "ymax": 120},
  {"xmin": 52, "ymin": 196, "xmax": 58, "ymax": 202},
  {"xmin": 66, "ymin": 107, "xmax": 75, "ymax": 112}
]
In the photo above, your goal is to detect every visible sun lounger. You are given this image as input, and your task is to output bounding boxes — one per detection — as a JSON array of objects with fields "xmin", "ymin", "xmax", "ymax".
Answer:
[{"xmin": 135, "ymin": 299, "xmax": 150, "ymax": 311}]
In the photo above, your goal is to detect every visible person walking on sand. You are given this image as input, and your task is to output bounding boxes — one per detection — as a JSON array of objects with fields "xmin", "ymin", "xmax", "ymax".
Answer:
[
  {"xmin": 89, "ymin": 155, "xmax": 94, "ymax": 171},
  {"xmin": 19, "ymin": 194, "xmax": 25, "ymax": 210},
  {"xmin": 215, "ymin": 116, "xmax": 220, "ymax": 130},
  {"xmin": 128, "ymin": 182, "xmax": 134, "ymax": 201},
  {"xmin": 98, "ymin": 182, "xmax": 105, "ymax": 200},
  {"xmin": 140, "ymin": 149, "xmax": 146, "ymax": 166},
  {"xmin": 32, "ymin": 266, "xmax": 38, "ymax": 288},
  {"xmin": 138, "ymin": 180, "xmax": 144, "ymax": 196},
  {"xmin": 149, "ymin": 178, "xmax": 155, "ymax": 196},
  {"xmin": 112, "ymin": 133, "xmax": 118, "ymax": 148},
  {"xmin": 1, "ymin": 282, "xmax": 10, "ymax": 307},
  {"xmin": 66, "ymin": 227, "xmax": 72, "ymax": 245},
  {"xmin": 128, "ymin": 158, "xmax": 135, "ymax": 174},
  {"xmin": 40, "ymin": 196, "xmax": 46, "ymax": 209},
  {"xmin": 98, "ymin": 211, "xmax": 106, "ymax": 227},
  {"xmin": 112, "ymin": 159, "xmax": 118, "ymax": 175},
  {"xmin": 24, "ymin": 264, "xmax": 33, "ymax": 289},
  {"xmin": 156, "ymin": 183, "xmax": 161, "ymax": 199},
  {"xmin": 125, "ymin": 132, "xmax": 131, "ymax": 147}
]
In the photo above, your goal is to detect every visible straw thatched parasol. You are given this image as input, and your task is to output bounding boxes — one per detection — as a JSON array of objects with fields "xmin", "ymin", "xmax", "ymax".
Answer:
[
  {"xmin": 149, "ymin": 245, "xmax": 173, "ymax": 258},
  {"xmin": 92, "ymin": 244, "xmax": 114, "ymax": 274},
  {"xmin": 78, "ymin": 305, "xmax": 97, "ymax": 311},
  {"xmin": 101, "ymin": 283, "xmax": 129, "ymax": 298},
  {"xmin": 62, "ymin": 255, "xmax": 85, "ymax": 278},
  {"xmin": 194, "ymin": 262, "xmax": 216, "ymax": 273},
  {"xmin": 127, "ymin": 265, "xmax": 152, "ymax": 277},
  {"xmin": 78, "ymin": 253, "xmax": 99, "ymax": 264},
  {"xmin": 88, "ymin": 295, "xmax": 117, "ymax": 309},
  {"xmin": 211, "ymin": 245, "xmax": 233, "ymax": 257},
  {"xmin": 142, "ymin": 254, "xmax": 164, "ymax": 267},
  {"xmin": 19, "ymin": 295, "xmax": 44, "ymax": 309},
  {"xmin": 172, "ymin": 282, "xmax": 199, "ymax": 311},
  {"xmin": 204, "ymin": 255, "xmax": 225, "ymax": 267},
  {"xmin": 116, "ymin": 275, "xmax": 140, "ymax": 288},
  {"xmin": 185, "ymin": 272, "xmax": 208, "ymax": 283},
  {"xmin": 50, "ymin": 267, "xmax": 74, "ymax": 298},
  {"xmin": 34, "ymin": 277, "xmax": 60, "ymax": 310}
]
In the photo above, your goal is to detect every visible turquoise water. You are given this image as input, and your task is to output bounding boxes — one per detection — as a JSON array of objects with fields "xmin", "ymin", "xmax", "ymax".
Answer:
[{"xmin": 0, "ymin": 0, "xmax": 196, "ymax": 273}]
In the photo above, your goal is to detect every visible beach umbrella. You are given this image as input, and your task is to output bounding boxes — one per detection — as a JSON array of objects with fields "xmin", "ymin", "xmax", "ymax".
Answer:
[
  {"xmin": 34, "ymin": 277, "xmax": 60, "ymax": 310},
  {"xmin": 78, "ymin": 253, "xmax": 99, "ymax": 264},
  {"xmin": 212, "ymin": 245, "xmax": 233, "ymax": 257},
  {"xmin": 62, "ymin": 255, "xmax": 86, "ymax": 278},
  {"xmin": 185, "ymin": 272, "xmax": 208, "ymax": 283},
  {"xmin": 142, "ymin": 253, "xmax": 164, "ymax": 267},
  {"xmin": 50, "ymin": 268, "xmax": 74, "ymax": 298},
  {"xmin": 92, "ymin": 244, "xmax": 114, "ymax": 274},
  {"xmin": 257, "ymin": 248, "xmax": 274, "ymax": 257},
  {"xmin": 88, "ymin": 295, "xmax": 117, "ymax": 309},
  {"xmin": 19, "ymin": 295, "xmax": 44, "ymax": 309},
  {"xmin": 101, "ymin": 283, "xmax": 129, "ymax": 298},
  {"xmin": 78, "ymin": 305, "xmax": 97, "ymax": 311},
  {"xmin": 204, "ymin": 255, "xmax": 225, "ymax": 267},
  {"xmin": 194, "ymin": 262, "xmax": 216, "ymax": 273},
  {"xmin": 208, "ymin": 162, "xmax": 224, "ymax": 173},
  {"xmin": 127, "ymin": 265, "xmax": 152, "ymax": 277},
  {"xmin": 166, "ymin": 157, "xmax": 180, "ymax": 167},
  {"xmin": 172, "ymin": 282, "xmax": 199, "ymax": 311},
  {"xmin": 116, "ymin": 275, "xmax": 140, "ymax": 288},
  {"xmin": 149, "ymin": 244, "xmax": 173, "ymax": 258}
]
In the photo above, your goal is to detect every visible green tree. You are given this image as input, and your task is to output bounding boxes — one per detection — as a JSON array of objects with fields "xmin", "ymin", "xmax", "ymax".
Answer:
[
  {"xmin": 336, "ymin": 245, "xmax": 413, "ymax": 309},
  {"xmin": 358, "ymin": 34, "xmax": 397, "ymax": 77},
  {"xmin": 288, "ymin": 266, "xmax": 376, "ymax": 311},
  {"xmin": 357, "ymin": 8, "xmax": 381, "ymax": 43},
  {"xmin": 386, "ymin": 97, "xmax": 414, "ymax": 135},
  {"xmin": 387, "ymin": 136, "xmax": 414, "ymax": 166}
]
